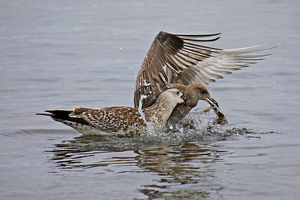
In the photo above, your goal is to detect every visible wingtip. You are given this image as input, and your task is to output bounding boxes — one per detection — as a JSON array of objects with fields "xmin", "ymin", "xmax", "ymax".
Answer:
[
  {"xmin": 175, "ymin": 32, "xmax": 221, "ymax": 37},
  {"xmin": 224, "ymin": 43, "xmax": 278, "ymax": 52},
  {"xmin": 176, "ymin": 33, "xmax": 221, "ymax": 42}
]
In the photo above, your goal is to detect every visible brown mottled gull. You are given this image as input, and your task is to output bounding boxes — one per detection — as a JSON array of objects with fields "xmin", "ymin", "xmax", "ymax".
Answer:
[
  {"xmin": 36, "ymin": 89, "xmax": 184, "ymax": 137},
  {"xmin": 134, "ymin": 31, "xmax": 273, "ymax": 125}
]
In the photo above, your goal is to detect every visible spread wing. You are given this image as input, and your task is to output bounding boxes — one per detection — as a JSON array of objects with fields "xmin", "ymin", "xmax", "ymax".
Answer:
[
  {"xmin": 134, "ymin": 31, "xmax": 273, "ymax": 108},
  {"xmin": 167, "ymin": 44, "xmax": 272, "ymax": 86},
  {"xmin": 134, "ymin": 31, "xmax": 221, "ymax": 108}
]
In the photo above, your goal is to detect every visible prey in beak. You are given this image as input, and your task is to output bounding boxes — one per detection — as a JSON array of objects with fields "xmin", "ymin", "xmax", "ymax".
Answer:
[{"xmin": 203, "ymin": 97, "xmax": 228, "ymax": 126}]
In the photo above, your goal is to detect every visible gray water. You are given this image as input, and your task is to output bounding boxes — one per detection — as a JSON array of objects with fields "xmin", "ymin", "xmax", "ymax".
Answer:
[{"xmin": 1, "ymin": 0, "xmax": 300, "ymax": 199}]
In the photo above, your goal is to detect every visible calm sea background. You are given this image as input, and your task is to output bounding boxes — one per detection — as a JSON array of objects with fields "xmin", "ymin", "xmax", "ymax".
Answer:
[{"xmin": 1, "ymin": 0, "xmax": 300, "ymax": 199}]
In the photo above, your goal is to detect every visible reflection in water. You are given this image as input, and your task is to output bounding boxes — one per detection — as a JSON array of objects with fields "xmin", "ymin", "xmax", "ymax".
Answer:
[
  {"xmin": 48, "ymin": 126, "xmax": 266, "ymax": 199},
  {"xmin": 48, "ymin": 127, "xmax": 249, "ymax": 199},
  {"xmin": 135, "ymin": 143, "xmax": 226, "ymax": 199},
  {"xmin": 47, "ymin": 127, "xmax": 264, "ymax": 199}
]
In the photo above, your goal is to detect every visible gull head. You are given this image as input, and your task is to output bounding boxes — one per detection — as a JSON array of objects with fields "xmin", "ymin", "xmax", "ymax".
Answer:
[
  {"xmin": 158, "ymin": 88, "xmax": 184, "ymax": 105},
  {"xmin": 185, "ymin": 83, "xmax": 219, "ymax": 108}
]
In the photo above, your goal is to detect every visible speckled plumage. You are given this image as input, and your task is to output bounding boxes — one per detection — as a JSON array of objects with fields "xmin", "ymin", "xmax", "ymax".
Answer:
[{"xmin": 37, "ymin": 89, "xmax": 184, "ymax": 137}]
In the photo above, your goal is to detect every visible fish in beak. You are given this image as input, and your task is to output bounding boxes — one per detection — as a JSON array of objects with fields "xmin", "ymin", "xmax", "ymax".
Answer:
[{"xmin": 204, "ymin": 97, "xmax": 228, "ymax": 126}]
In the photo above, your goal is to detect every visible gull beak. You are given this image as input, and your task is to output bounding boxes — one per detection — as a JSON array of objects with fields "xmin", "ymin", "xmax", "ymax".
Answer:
[
  {"xmin": 206, "ymin": 97, "xmax": 219, "ymax": 108},
  {"xmin": 180, "ymin": 98, "xmax": 185, "ymax": 104},
  {"xmin": 179, "ymin": 92, "xmax": 185, "ymax": 104}
]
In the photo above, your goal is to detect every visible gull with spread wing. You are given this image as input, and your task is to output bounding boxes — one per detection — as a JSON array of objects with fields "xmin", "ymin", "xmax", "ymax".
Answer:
[{"xmin": 134, "ymin": 31, "xmax": 273, "ymax": 126}]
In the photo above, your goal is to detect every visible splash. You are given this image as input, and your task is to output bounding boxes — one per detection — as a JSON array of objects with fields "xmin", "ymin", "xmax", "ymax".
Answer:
[
  {"xmin": 137, "ymin": 94, "xmax": 160, "ymax": 134},
  {"xmin": 137, "ymin": 94, "xmax": 155, "ymax": 131},
  {"xmin": 137, "ymin": 94, "xmax": 147, "ymax": 122}
]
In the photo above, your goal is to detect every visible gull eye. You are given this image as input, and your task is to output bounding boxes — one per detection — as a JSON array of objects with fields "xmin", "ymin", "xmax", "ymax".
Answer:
[
  {"xmin": 176, "ymin": 91, "xmax": 180, "ymax": 95},
  {"xmin": 200, "ymin": 89, "xmax": 207, "ymax": 94}
]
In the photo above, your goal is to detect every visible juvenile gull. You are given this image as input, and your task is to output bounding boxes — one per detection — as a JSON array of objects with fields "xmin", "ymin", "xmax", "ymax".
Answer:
[
  {"xmin": 37, "ymin": 89, "xmax": 184, "ymax": 137},
  {"xmin": 134, "ymin": 31, "xmax": 273, "ymax": 125}
]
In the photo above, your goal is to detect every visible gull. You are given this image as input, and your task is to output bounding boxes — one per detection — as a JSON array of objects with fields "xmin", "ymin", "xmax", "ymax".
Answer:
[
  {"xmin": 134, "ymin": 31, "xmax": 273, "ymax": 126},
  {"xmin": 37, "ymin": 89, "xmax": 184, "ymax": 137}
]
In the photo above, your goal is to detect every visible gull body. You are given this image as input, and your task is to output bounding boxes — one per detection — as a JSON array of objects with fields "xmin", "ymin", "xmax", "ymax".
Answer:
[{"xmin": 37, "ymin": 89, "xmax": 184, "ymax": 137}]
